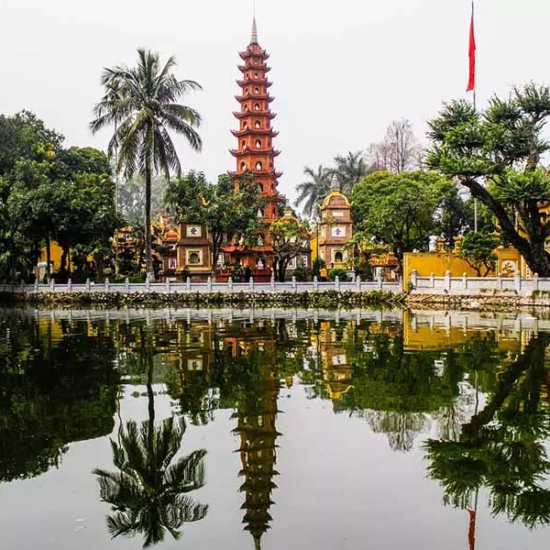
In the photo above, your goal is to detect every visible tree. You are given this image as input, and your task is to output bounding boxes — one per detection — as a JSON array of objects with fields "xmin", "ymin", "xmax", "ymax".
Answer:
[
  {"xmin": 268, "ymin": 215, "xmax": 310, "ymax": 282},
  {"xmin": 368, "ymin": 119, "xmax": 421, "ymax": 173},
  {"xmin": 91, "ymin": 49, "xmax": 203, "ymax": 279},
  {"xmin": 331, "ymin": 151, "xmax": 370, "ymax": 194},
  {"xmin": 294, "ymin": 165, "xmax": 330, "ymax": 218},
  {"xmin": 0, "ymin": 110, "xmax": 63, "ymax": 176},
  {"xmin": 428, "ymin": 83, "xmax": 550, "ymax": 277},
  {"xmin": 459, "ymin": 231, "xmax": 500, "ymax": 277},
  {"xmin": 166, "ymin": 171, "xmax": 261, "ymax": 275},
  {"xmin": 352, "ymin": 171, "xmax": 448, "ymax": 270}
]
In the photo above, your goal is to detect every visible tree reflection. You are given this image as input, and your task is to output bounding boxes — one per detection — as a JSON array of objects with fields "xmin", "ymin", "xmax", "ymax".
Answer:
[
  {"xmin": 94, "ymin": 418, "xmax": 208, "ymax": 547},
  {"xmin": 0, "ymin": 314, "xmax": 118, "ymax": 481},
  {"xmin": 426, "ymin": 333, "xmax": 550, "ymax": 528},
  {"xmin": 94, "ymin": 326, "xmax": 208, "ymax": 547}
]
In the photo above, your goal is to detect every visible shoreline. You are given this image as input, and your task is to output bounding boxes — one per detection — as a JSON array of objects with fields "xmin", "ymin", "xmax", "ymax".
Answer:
[
  {"xmin": 0, "ymin": 290, "xmax": 405, "ymax": 309},
  {"xmin": 1, "ymin": 288, "xmax": 550, "ymax": 312}
]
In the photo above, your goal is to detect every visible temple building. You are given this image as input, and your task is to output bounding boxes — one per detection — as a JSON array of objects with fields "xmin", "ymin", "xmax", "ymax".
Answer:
[
  {"xmin": 310, "ymin": 177, "xmax": 353, "ymax": 270},
  {"xmin": 221, "ymin": 17, "xmax": 283, "ymax": 281}
]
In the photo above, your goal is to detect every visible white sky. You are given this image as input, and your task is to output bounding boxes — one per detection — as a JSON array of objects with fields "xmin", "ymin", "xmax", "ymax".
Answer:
[{"xmin": 2, "ymin": 0, "xmax": 549, "ymax": 205}]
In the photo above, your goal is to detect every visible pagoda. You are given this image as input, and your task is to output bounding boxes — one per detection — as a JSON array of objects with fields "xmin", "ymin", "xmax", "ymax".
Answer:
[{"xmin": 225, "ymin": 17, "xmax": 283, "ymax": 280}]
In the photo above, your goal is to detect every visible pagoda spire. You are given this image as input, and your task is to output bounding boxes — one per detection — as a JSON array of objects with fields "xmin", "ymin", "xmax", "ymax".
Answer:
[{"xmin": 251, "ymin": 13, "xmax": 258, "ymax": 44}]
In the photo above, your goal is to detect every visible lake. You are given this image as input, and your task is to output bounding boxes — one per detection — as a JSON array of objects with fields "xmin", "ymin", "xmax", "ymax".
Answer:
[{"xmin": 1, "ymin": 308, "xmax": 549, "ymax": 550}]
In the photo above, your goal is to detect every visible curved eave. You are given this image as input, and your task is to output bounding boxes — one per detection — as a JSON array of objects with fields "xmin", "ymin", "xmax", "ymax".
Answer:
[
  {"xmin": 231, "ymin": 129, "xmax": 279, "ymax": 137},
  {"xmin": 239, "ymin": 65, "xmax": 271, "ymax": 74},
  {"xmin": 239, "ymin": 50, "xmax": 270, "ymax": 60},
  {"xmin": 236, "ymin": 79, "xmax": 273, "ymax": 88},
  {"xmin": 228, "ymin": 170, "xmax": 283, "ymax": 179},
  {"xmin": 230, "ymin": 149, "xmax": 281, "ymax": 158},
  {"xmin": 235, "ymin": 94, "xmax": 275, "ymax": 103},
  {"xmin": 234, "ymin": 111, "xmax": 277, "ymax": 120}
]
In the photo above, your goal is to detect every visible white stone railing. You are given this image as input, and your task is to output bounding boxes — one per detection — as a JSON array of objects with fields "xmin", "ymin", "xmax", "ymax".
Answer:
[
  {"xmin": 410, "ymin": 269, "xmax": 548, "ymax": 296},
  {"xmin": 0, "ymin": 276, "xmax": 402, "ymax": 295}
]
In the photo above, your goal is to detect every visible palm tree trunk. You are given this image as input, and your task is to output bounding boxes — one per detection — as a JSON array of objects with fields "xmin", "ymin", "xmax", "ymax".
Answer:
[{"xmin": 145, "ymin": 161, "xmax": 154, "ymax": 280}]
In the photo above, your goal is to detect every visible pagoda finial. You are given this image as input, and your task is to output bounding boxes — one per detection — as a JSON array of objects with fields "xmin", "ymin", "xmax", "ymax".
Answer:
[
  {"xmin": 251, "ymin": 17, "xmax": 258, "ymax": 44},
  {"xmin": 251, "ymin": 0, "xmax": 258, "ymax": 44}
]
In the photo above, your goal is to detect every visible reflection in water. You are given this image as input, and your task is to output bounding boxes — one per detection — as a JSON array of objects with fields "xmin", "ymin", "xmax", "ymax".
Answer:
[
  {"xmin": 426, "ymin": 333, "xmax": 550, "ymax": 535},
  {"xmin": 1, "ymin": 309, "xmax": 550, "ymax": 548},
  {"xmin": 94, "ymin": 418, "xmax": 208, "ymax": 548}
]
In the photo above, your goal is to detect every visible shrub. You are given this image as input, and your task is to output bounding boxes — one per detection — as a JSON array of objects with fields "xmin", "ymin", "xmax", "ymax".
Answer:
[{"xmin": 329, "ymin": 268, "xmax": 348, "ymax": 282}]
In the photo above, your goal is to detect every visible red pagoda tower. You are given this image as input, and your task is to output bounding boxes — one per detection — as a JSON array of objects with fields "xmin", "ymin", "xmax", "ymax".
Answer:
[{"xmin": 226, "ymin": 17, "xmax": 282, "ymax": 279}]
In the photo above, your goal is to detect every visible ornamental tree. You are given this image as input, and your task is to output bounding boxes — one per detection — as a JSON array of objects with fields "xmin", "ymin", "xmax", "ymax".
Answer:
[
  {"xmin": 459, "ymin": 231, "xmax": 500, "ymax": 277},
  {"xmin": 268, "ymin": 215, "xmax": 310, "ymax": 282},
  {"xmin": 428, "ymin": 83, "xmax": 550, "ymax": 277}
]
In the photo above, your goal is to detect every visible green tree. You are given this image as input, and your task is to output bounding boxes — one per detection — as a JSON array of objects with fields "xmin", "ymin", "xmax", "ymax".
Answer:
[
  {"xmin": 91, "ymin": 49, "xmax": 203, "ymax": 279},
  {"xmin": 166, "ymin": 171, "xmax": 261, "ymax": 275},
  {"xmin": 459, "ymin": 231, "xmax": 500, "ymax": 277},
  {"xmin": 428, "ymin": 83, "xmax": 550, "ymax": 277},
  {"xmin": 268, "ymin": 215, "xmax": 310, "ymax": 282},
  {"xmin": 352, "ymin": 171, "xmax": 447, "ymax": 269},
  {"xmin": 294, "ymin": 164, "xmax": 330, "ymax": 218}
]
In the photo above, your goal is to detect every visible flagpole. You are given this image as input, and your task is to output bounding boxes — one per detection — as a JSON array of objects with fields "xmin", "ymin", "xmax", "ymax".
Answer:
[{"xmin": 468, "ymin": 0, "xmax": 479, "ymax": 232}]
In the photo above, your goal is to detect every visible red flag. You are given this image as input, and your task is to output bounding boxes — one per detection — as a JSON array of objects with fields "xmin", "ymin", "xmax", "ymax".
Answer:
[{"xmin": 467, "ymin": 2, "xmax": 476, "ymax": 92}]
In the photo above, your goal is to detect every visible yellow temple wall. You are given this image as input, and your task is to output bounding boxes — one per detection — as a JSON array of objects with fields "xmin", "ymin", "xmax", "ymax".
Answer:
[
  {"xmin": 403, "ymin": 247, "xmax": 525, "ymax": 287},
  {"xmin": 38, "ymin": 241, "xmax": 64, "ymax": 271}
]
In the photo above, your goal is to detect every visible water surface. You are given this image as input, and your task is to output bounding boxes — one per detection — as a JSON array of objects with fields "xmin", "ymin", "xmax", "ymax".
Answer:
[{"xmin": 1, "ymin": 308, "xmax": 549, "ymax": 550}]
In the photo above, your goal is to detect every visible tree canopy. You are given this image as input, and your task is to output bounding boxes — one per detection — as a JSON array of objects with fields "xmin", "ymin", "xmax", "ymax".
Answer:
[
  {"xmin": 428, "ymin": 83, "xmax": 550, "ymax": 276},
  {"xmin": 352, "ymin": 171, "xmax": 449, "ymax": 268}
]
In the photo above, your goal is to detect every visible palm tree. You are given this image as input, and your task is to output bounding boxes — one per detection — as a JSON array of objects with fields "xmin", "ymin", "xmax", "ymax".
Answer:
[
  {"xmin": 0, "ymin": 228, "xmax": 32, "ymax": 284},
  {"xmin": 294, "ymin": 165, "xmax": 330, "ymax": 218},
  {"xmin": 94, "ymin": 418, "xmax": 208, "ymax": 548},
  {"xmin": 331, "ymin": 151, "xmax": 370, "ymax": 195},
  {"xmin": 90, "ymin": 49, "xmax": 202, "ymax": 279}
]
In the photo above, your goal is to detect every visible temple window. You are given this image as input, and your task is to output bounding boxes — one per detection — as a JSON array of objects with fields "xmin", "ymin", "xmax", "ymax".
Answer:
[
  {"xmin": 241, "ymin": 140, "xmax": 246, "ymax": 148},
  {"xmin": 245, "ymin": 88, "xmax": 249, "ymax": 94},
  {"xmin": 255, "ymin": 161, "xmax": 263, "ymax": 170},
  {"xmin": 189, "ymin": 252, "xmax": 201, "ymax": 264},
  {"xmin": 244, "ymin": 105, "xmax": 249, "ymax": 112},
  {"xmin": 254, "ymin": 103, "xmax": 260, "ymax": 110},
  {"xmin": 258, "ymin": 183, "xmax": 264, "ymax": 192},
  {"xmin": 255, "ymin": 139, "xmax": 262, "ymax": 148},
  {"xmin": 335, "ymin": 251, "xmax": 344, "ymax": 263},
  {"xmin": 241, "ymin": 162, "xmax": 246, "ymax": 170},
  {"xmin": 257, "ymin": 208, "xmax": 264, "ymax": 218},
  {"xmin": 258, "ymin": 234, "xmax": 264, "ymax": 245},
  {"xmin": 254, "ymin": 87, "xmax": 260, "ymax": 94},
  {"xmin": 255, "ymin": 120, "xmax": 261, "ymax": 129},
  {"xmin": 243, "ymin": 122, "xmax": 248, "ymax": 129},
  {"xmin": 254, "ymin": 72, "xmax": 259, "ymax": 79}
]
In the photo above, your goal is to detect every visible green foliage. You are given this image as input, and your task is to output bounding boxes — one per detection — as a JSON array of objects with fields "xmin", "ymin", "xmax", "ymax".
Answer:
[
  {"xmin": 94, "ymin": 418, "xmax": 208, "ymax": 547},
  {"xmin": 329, "ymin": 267, "xmax": 348, "ymax": 281},
  {"xmin": 292, "ymin": 265, "xmax": 308, "ymax": 281},
  {"xmin": 294, "ymin": 164, "xmax": 330, "ymax": 218},
  {"xmin": 91, "ymin": 48, "xmax": 202, "ymax": 278},
  {"xmin": 166, "ymin": 171, "xmax": 262, "ymax": 272},
  {"xmin": 428, "ymin": 83, "xmax": 550, "ymax": 276},
  {"xmin": 459, "ymin": 231, "xmax": 501, "ymax": 277},
  {"xmin": 269, "ymin": 216, "xmax": 310, "ymax": 282},
  {"xmin": 352, "ymin": 171, "xmax": 449, "ymax": 266}
]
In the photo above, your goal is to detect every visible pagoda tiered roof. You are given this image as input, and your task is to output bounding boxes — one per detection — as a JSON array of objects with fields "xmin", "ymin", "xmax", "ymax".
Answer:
[
  {"xmin": 230, "ymin": 148, "xmax": 281, "ymax": 158},
  {"xmin": 228, "ymin": 169, "xmax": 283, "ymax": 179},
  {"xmin": 239, "ymin": 65, "xmax": 271, "ymax": 74},
  {"xmin": 233, "ymin": 110, "xmax": 277, "ymax": 120},
  {"xmin": 239, "ymin": 48, "xmax": 270, "ymax": 61},
  {"xmin": 234, "ymin": 93, "xmax": 275, "ymax": 103},
  {"xmin": 231, "ymin": 128, "xmax": 279, "ymax": 138},
  {"xmin": 236, "ymin": 79, "xmax": 273, "ymax": 88}
]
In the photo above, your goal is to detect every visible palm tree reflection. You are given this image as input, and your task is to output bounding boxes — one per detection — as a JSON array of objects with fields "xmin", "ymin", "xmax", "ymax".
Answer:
[{"xmin": 94, "ymin": 418, "xmax": 208, "ymax": 547}]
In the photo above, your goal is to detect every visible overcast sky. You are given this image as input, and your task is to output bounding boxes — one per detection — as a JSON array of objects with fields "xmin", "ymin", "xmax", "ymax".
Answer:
[{"xmin": 2, "ymin": 0, "xmax": 549, "ymax": 206}]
